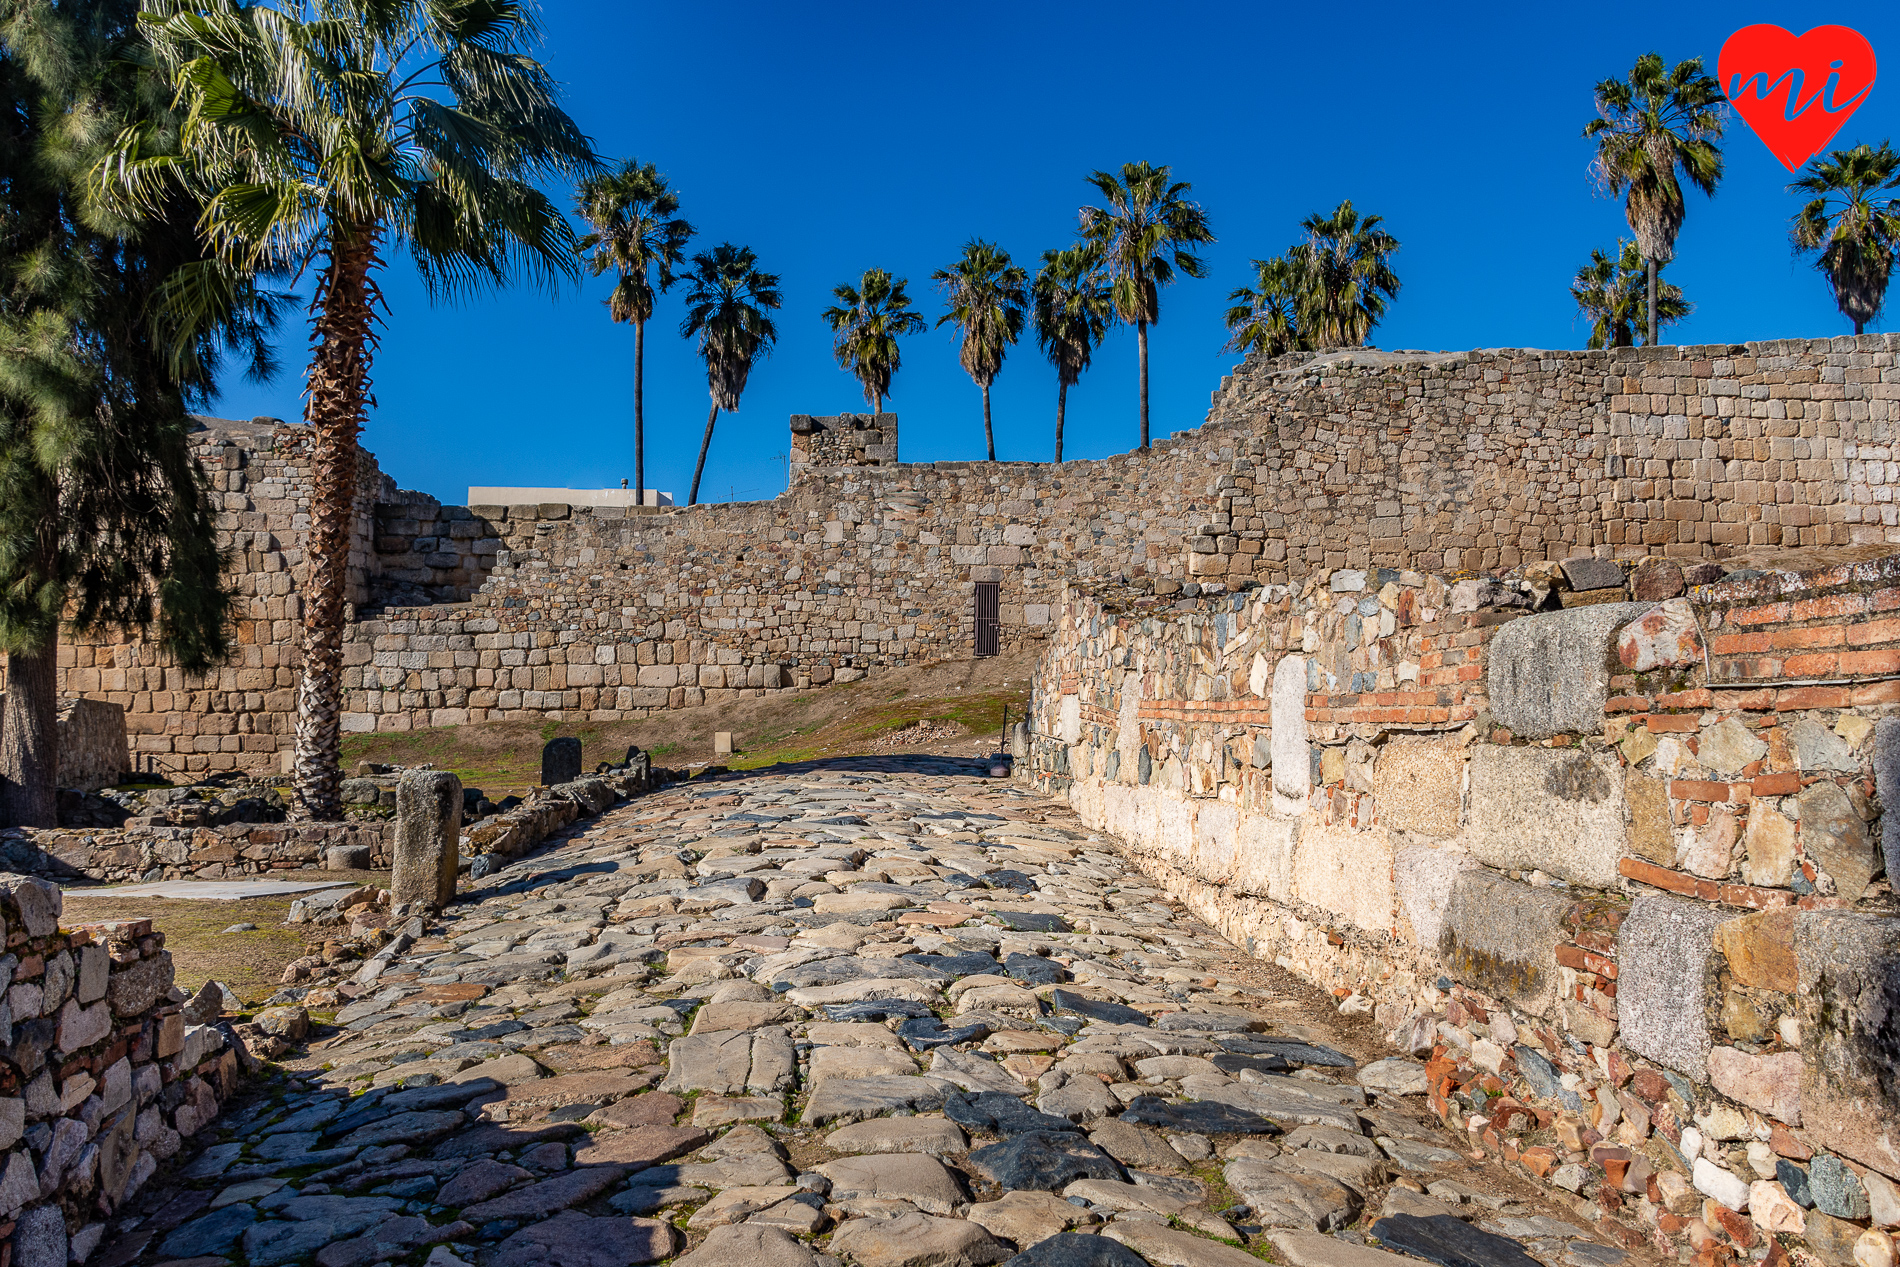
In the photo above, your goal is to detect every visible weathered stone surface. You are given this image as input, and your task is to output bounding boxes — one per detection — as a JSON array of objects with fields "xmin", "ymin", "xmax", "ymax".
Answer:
[
  {"xmin": 391, "ymin": 770, "xmax": 461, "ymax": 908},
  {"xmin": 1709, "ymin": 1047, "xmax": 1801, "ymax": 1125},
  {"xmin": 672, "ymin": 1223, "xmax": 819, "ymax": 1267},
  {"xmin": 1467, "ymin": 747, "xmax": 1625, "ymax": 888},
  {"xmin": 1798, "ymin": 781, "xmax": 1879, "ymax": 901},
  {"xmin": 1368, "ymin": 1213, "xmax": 1541, "ymax": 1267},
  {"xmin": 818, "ymin": 1153, "xmax": 965, "ymax": 1215},
  {"xmin": 810, "ymin": 1044, "xmax": 919, "ymax": 1087},
  {"xmin": 1699, "ymin": 719, "xmax": 1769, "ymax": 776},
  {"xmin": 542, "ymin": 736, "xmax": 583, "ymax": 786},
  {"xmin": 1436, "ymin": 869, "xmax": 1571, "ymax": 1019},
  {"xmin": 1619, "ymin": 893, "xmax": 1731, "ymax": 1081},
  {"xmin": 498, "ymin": 1210, "xmax": 677, "ymax": 1267},
  {"xmin": 460, "ymin": 1164, "xmax": 627, "ymax": 1221},
  {"xmin": 1742, "ymin": 803, "xmax": 1798, "ymax": 889},
  {"xmin": 106, "ymin": 951, "xmax": 174, "ymax": 1019},
  {"xmin": 1878, "ymin": 718, "xmax": 1900, "ymax": 889},
  {"xmin": 437, "ymin": 1159, "xmax": 530, "ymax": 1206},
  {"xmin": 1625, "ymin": 771, "xmax": 1675, "ymax": 866},
  {"xmin": 1614, "ymin": 599, "xmax": 1701, "ymax": 672},
  {"xmin": 826, "ymin": 1117, "xmax": 968, "ymax": 1156},
  {"xmin": 1358, "ymin": 1058, "xmax": 1428, "ymax": 1096},
  {"xmin": 1086, "ymin": 1118, "xmax": 1186, "ymax": 1172},
  {"xmin": 1272, "ymin": 656, "xmax": 1309, "ymax": 802},
  {"xmin": 1373, "ymin": 739, "xmax": 1463, "ymax": 839},
  {"xmin": 969, "ymin": 1131, "xmax": 1125, "ymax": 1191},
  {"xmin": 1488, "ymin": 603, "xmax": 1651, "ymax": 737},
  {"xmin": 1004, "ymin": 1232, "xmax": 1147, "ymax": 1267},
  {"xmin": 0, "ymin": 878, "xmax": 59, "ymax": 938},
  {"xmin": 967, "ymin": 1189, "xmax": 1099, "ymax": 1248},
  {"xmin": 1104, "ymin": 1221, "xmax": 1265, "ymax": 1267},
  {"xmin": 804, "ymin": 1074, "xmax": 950, "ymax": 1126},
  {"xmin": 1224, "ymin": 1159, "xmax": 1360, "ymax": 1230},
  {"xmin": 1716, "ymin": 907, "xmax": 1799, "ymax": 994},
  {"xmin": 1790, "ymin": 718, "xmax": 1860, "ymax": 774},
  {"xmin": 1798, "ymin": 911, "xmax": 1900, "ymax": 1178},
  {"xmin": 828, "ymin": 1212, "xmax": 1008, "ymax": 1267},
  {"xmin": 571, "ymin": 1124, "xmax": 710, "ymax": 1168},
  {"xmin": 1813, "ymin": 1154, "xmax": 1872, "ymax": 1219},
  {"xmin": 944, "ymin": 1092, "xmax": 1076, "ymax": 1136}
]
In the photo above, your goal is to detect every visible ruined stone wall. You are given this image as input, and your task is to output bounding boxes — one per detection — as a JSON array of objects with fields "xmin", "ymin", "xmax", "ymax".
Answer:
[
  {"xmin": 33, "ymin": 334, "xmax": 1900, "ymax": 762},
  {"xmin": 0, "ymin": 878, "xmax": 233, "ymax": 1267},
  {"xmin": 1023, "ymin": 552, "xmax": 1900, "ymax": 1258}
]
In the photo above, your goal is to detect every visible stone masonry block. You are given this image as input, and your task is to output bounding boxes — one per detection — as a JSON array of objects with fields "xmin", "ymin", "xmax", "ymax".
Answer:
[
  {"xmin": 1619, "ymin": 893, "xmax": 1731, "ymax": 1082},
  {"xmin": 1467, "ymin": 745, "xmax": 1626, "ymax": 888},
  {"xmin": 392, "ymin": 771, "xmax": 461, "ymax": 908},
  {"xmin": 1487, "ymin": 602, "xmax": 1653, "ymax": 737},
  {"xmin": 1372, "ymin": 738, "xmax": 1463, "ymax": 838},
  {"xmin": 1438, "ymin": 869, "xmax": 1571, "ymax": 1018},
  {"xmin": 1797, "ymin": 910, "xmax": 1900, "ymax": 1178}
]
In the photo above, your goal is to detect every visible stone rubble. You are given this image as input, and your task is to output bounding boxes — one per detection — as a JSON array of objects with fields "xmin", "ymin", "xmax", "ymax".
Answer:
[{"xmin": 92, "ymin": 760, "xmax": 1648, "ymax": 1267}]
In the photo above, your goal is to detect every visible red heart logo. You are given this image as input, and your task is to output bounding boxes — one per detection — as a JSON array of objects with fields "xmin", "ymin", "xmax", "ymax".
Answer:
[{"xmin": 1719, "ymin": 25, "xmax": 1878, "ymax": 172}]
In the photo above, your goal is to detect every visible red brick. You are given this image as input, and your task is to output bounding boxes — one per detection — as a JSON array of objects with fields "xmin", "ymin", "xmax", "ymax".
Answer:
[
  {"xmin": 1604, "ymin": 696, "xmax": 1651, "ymax": 714},
  {"xmin": 1776, "ymin": 686, "xmax": 1851, "ymax": 709},
  {"xmin": 1874, "ymin": 588, "xmax": 1900, "ymax": 613},
  {"xmin": 1853, "ymin": 680, "xmax": 1900, "ymax": 706},
  {"xmin": 1656, "ymin": 689, "xmax": 1713, "ymax": 709},
  {"xmin": 1791, "ymin": 593, "xmax": 1868, "ymax": 621},
  {"xmin": 1618, "ymin": 857, "xmax": 1700, "ymax": 896},
  {"xmin": 1840, "ymin": 649, "xmax": 1900, "ymax": 675},
  {"xmin": 1751, "ymin": 772, "xmax": 1801, "ymax": 796},
  {"xmin": 1771, "ymin": 626, "xmax": 1846, "ymax": 650},
  {"xmin": 1781, "ymin": 652, "xmax": 1841, "ymax": 676},
  {"xmin": 1846, "ymin": 616, "xmax": 1900, "ymax": 647},
  {"xmin": 1729, "ymin": 603, "xmax": 1792, "ymax": 626},
  {"xmin": 1711, "ymin": 632, "xmax": 1772, "ymax": 655},
  {"xmin": 1711, "ymin": 689, "xmax": 1778, "ymax": 710},
  {"xmin": 1646, "ymin": 715, "xmax": 1699, "ymax": 732}
]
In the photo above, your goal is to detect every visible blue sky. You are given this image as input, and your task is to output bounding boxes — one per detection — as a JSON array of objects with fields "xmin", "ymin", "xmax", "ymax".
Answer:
[{"xmin": 211, "ymin": 1, "xmax": 1900, "ymax": 507}]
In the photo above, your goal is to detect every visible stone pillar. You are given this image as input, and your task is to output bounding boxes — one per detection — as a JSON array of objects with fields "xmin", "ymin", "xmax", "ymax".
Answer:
[
  {"xmin": 542, "ymin": 737, "xmax": 581, "ymax": 786},
  {"xmin": 392, "ymin": 771, "xmax": 460, "ymax": 908}
]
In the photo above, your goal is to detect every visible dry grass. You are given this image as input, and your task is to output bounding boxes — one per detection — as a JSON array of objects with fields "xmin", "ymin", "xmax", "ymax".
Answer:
[
  {"xmin": 340, "ymin": 650, "xmax": 1036, "ymax": 796},
  {"xmin": 62, "ymin": 894, "xmax": 313, "ymax": 1007}
]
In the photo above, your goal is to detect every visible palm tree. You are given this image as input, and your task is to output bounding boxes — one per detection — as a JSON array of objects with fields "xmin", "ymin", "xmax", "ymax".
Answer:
[
  {"xmin": 1078, "ymin": 161, "xmax": 1215, "ymax": 450},
  {"xmin": 1031, "ymin": 245, "xmax": 1113, "ymax": 462},
  {"xmin": 575, "ymin": 160, "xmax": 694, "ymax": 507},
  {"xmin": 1285, "ymin": 200, "xmax": 1401, "ymax": 348},
  {"xmin": 822, "ymin": 268, "xmax": 924, "ymax": 414},
  {"xmin": 1584, "ymin": 52, "xmax": 1724, "ymax": 346},
  {"xmin": 681, "ymin": 244, "xmax": 780, "ymax": 506},
  {"xmin": 1790, "ymin": 141, "xmax": 1900, "ymax": 335},
  {"xmin": 932, "ymin": 239, "xmax": 1027, "ymax": 461},
  {"xmin": 96, "ymin": 0, "xmax": 595, "ymax": 821},
  {"xmin": 1224, "ymin": 255, "xmax": 1306, "ymax": 357},
  {"xmin": 1572, "ymin": 239, "xmax": 1691, "ymax": 348}
]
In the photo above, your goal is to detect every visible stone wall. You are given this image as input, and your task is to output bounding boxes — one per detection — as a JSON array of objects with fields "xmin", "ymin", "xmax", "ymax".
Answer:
[
  {"xmin": 28, "ymin": 334, "xmax": 1900, "ymax": 764},
  {"xmin": 0, "ymin": 877, "xmax": 234, "ymax": 1267},
  {"xmin": 1021, "ymin": 552, "xmax": 1900, "ymax": 1259}
]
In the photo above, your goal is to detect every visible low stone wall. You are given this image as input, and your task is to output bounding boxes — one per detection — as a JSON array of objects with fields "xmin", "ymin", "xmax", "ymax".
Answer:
[
  {"xmin": 0, "ymin": 822, "xmax": 391, "ymax": 884},
  {"xmin": 0, "ymin": 877, "xmax": 233, "ymax": 1267},
  {"xmin": 1023, "ymin": 553, "xmax": 1900, "ymax": 1261}
]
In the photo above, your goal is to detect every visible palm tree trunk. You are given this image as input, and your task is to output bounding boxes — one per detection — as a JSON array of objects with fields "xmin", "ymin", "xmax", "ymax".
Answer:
[
  {"xmin": 1138, "ymin": 321, "xmax": 1150, "ymax": 450},
  {"xmin": 1856, "ymin": 318, "xmax": 1866, "ymax": 336},
  {"xmin": 0, "ymin": 640, "xmax": 59, "ymax": 829},
  {"xmin": 633, "ymin": 319, "xmax": 646, "ymax": 507},
  {"xmin": 983, "ymin": 384, "xmax": 995, "ymax": 462},
  {"xmin": 292, "ymin": 223, "xmax": 381, "ymax": 822},
  {"xmin": 1647, "ymin": 259, "xmax": 1658, "ymax": 347},
  {"xmin": 1055, "ymin": 380, "xmax": 1067, "ymax": 464},
  {"xmin": 690, "ymin": 402, "xmax": 718, "ymax": 505}
]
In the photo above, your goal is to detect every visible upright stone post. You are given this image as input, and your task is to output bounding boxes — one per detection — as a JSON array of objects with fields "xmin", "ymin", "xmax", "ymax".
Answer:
[
  {"xmin": 392, "ymin": 771, "xmax": 461, "ymax": 908},
  {"xmin": 542, "ymin": 737, "xmax": 582, "ymax": 786}
]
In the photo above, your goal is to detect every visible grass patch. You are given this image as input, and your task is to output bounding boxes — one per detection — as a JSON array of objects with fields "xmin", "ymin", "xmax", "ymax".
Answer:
[{"xmin": 63, "ymin": 893, "xmax": 311, "ymax": 1005}]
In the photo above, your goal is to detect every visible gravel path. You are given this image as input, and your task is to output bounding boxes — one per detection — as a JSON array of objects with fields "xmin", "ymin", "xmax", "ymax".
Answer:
[{"xmin": 93, "ymin": 758, "xmax": 1641, "ymax": 1267}]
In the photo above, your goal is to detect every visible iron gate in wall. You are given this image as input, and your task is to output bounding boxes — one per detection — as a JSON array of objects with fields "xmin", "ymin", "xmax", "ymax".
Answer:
[{"xmin": 974, "ymin": 582, "xmax": 999, "ymax": 657}]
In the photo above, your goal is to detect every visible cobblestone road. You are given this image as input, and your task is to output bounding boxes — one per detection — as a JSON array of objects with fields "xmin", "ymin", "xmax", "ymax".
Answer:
[{"xmin": 97, "ymin": 758, "xmax": 1642, "ymax": 1267}]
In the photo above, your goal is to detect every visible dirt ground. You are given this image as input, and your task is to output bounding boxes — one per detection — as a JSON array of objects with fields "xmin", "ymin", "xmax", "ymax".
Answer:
[{"xmin": 340, "ymin": 649, "xmax": 1038, "ymax": 798}]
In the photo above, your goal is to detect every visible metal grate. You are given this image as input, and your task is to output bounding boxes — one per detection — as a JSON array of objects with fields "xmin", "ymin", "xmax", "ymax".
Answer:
[{"xmin": 974, "ymin": 582, "xmax": 999, "ymax": 657}]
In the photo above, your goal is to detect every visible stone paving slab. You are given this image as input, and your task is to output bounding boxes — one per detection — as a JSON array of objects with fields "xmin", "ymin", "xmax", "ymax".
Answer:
[{"xmin": 87, "ymin": 757, "xmax": 1647, "ymax": 1267}]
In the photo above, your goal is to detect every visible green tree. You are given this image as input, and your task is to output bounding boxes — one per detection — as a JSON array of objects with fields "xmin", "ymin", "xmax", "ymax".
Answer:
[
  {"xmin": 1078, "ymin": 161, "xmax": 1215, "ymax": 450},
  {"xmin": 575, "ymin": 160, "xmax": 694, "ymax": 507},
  {"xmin": 1284, "ymin": 200, "xmax": 1400, "ymax": 348},
  {"xmin": 1572, "ymin": 238, "xmax": 1691, "ymax": 348},
  {"xmin": 1031, "ymin": 245, "xmax": 1113, "ymax": 462},
  {"xmin": 96, "ymin": 0, "xmax": 595, "ymax": 820},
  {"xmin": 932, "ymin": 239, "xmax": 1027, "ymax": 462},
  {"xmin": 1224, "ymin": 255, "xmax": 1306, "ymax": 358},
  {"xmin": 681, "ymin": 244, "xmax": 780, "ymax": 506},
  {"xmin": 1790, "ymin": 141, "xmax": 1900, "ymax": 335},
  {"xmin": 1, "ymin": 0, "xmax": 277, "ymax": 826},
  {"xmin": 822, "ymin": 268, "xmax": 924, "ymax": 415},
  {"xmin": 1584, "ymin": 52, "xmax": 1724, "ymax": 346}
]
